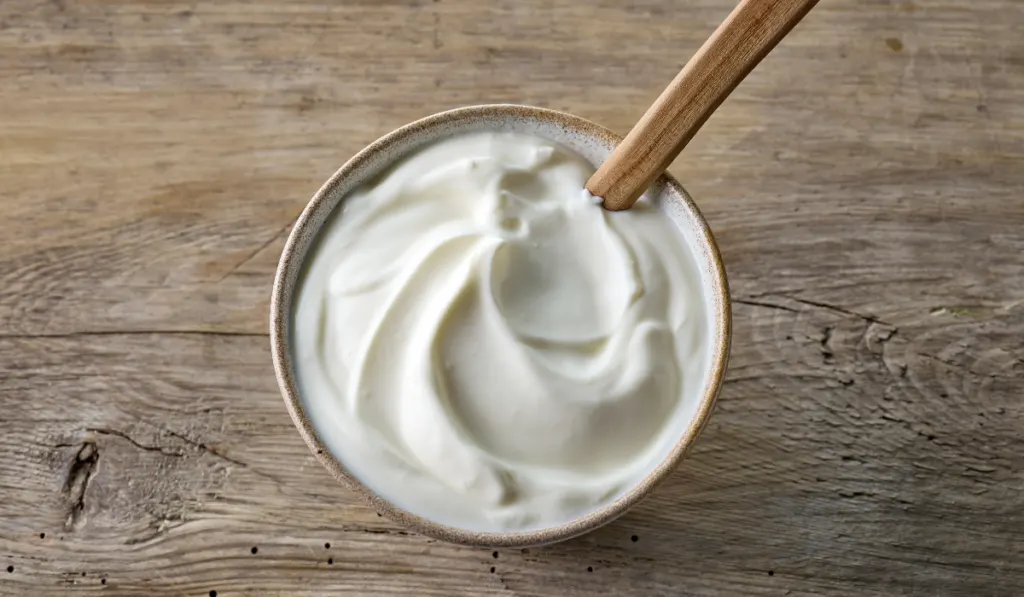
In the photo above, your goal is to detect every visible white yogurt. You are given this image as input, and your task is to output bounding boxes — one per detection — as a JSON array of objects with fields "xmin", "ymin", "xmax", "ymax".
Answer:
[{"xmin": 292, "ymin": 131, "xmax": 710, "ymax": 531}]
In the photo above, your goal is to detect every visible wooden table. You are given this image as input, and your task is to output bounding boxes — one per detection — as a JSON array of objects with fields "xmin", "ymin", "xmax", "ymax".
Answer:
[{"xmin": 2, "ymin": 0, "xmax": 1022, "ymax": 595}]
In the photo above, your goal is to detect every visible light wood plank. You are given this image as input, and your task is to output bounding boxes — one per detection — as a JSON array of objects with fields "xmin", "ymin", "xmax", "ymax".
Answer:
[{"xmin": 1, "ymin": 0, "xmax": 1022, "ymax": 595}]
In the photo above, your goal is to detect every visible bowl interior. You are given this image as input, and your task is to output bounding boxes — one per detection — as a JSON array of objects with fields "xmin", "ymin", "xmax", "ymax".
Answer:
[{"xmin": 270, "ymin": 104, "xmax": 731, "ymax": 547}]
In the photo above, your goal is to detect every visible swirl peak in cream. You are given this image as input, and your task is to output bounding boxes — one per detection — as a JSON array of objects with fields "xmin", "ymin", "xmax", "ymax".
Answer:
[{"xmin": 292, "ymin": 131, "xmax": 710, "ymax": 531}]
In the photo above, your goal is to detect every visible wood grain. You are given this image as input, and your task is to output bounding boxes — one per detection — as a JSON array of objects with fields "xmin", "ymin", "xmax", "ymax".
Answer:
[
  {"xmin": 588, "ymin": 0, "xmax": 819, "ymax": 210},
  {"xmin": 1, "ymin": 0, "xmax": 1023, "ymax": 595}
]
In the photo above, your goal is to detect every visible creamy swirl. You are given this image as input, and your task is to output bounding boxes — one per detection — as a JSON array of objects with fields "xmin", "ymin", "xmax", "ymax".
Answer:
[{"xmin": 293, "ymin": 131, "xmax": 709, "ymax": 531}]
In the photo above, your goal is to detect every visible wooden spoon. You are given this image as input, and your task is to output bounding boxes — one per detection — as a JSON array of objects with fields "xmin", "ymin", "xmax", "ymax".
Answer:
[{"xmin": 586, "ymin": 0, "xmax": 819, "ymax": 211}]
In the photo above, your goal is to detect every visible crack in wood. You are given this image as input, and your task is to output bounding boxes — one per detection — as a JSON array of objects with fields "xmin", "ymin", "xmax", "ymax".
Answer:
[
  {"xmin": 919, "ymin": 352, "xmax": 1018, "ymax": 380},
  {"xmin": 786, "ymin": 295, "xmax": 893, "ymax": 326},
  {"xmin": 62, "ymin": 442, "xmax": 99, "ymax": 531},
  {"xmin": 733, "ymin": 299, "xmax": 799, "ymax": 313},
  {"xmin": 216, "ymin": 221, "xmax": 292, "ymax": 282},
  {"xmin": 87, "ymin": 428, "xmax": 186, "ymax": 458},
  {"xmin": 735, "ymin": 294, "xmax": 898, "ymax": 331},
  {"xmin": 161, "ymin": 428, "xmax": 249, "ymax": 468},
  {"xmin": 362, "ymin": 528, "xmax": 411, "ymax": 536},
  {"xmin": 838, "ymin": 490, "xmax": 875, "ymax": 498},
  {"xmin": 122, "ymin": 414, "xmax": 290, "ymax": 489},
  {"xmin": 820, "ymin": 325, "xmax": 835, "ymax": 364},
  {"xmin": 964, "ymin": 464, "xmax": 999, "ymax": 474}
]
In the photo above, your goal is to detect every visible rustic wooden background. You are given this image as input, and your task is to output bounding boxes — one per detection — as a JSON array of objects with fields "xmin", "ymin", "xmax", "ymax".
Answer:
[{"xmin": 2, "ymin": 0, "xmax": 1022, "ymax": 595}]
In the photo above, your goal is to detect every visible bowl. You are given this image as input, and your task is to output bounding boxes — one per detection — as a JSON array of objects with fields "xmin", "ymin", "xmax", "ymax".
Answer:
[{"xmin": 270, "ymin": 104, "xmax": 731, "ymax": 547}]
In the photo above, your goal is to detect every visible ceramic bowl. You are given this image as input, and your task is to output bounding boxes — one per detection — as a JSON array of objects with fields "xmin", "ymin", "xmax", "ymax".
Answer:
[{"xmin": 270, "ymin": 104, "xmax": 731, "ymax": 547}]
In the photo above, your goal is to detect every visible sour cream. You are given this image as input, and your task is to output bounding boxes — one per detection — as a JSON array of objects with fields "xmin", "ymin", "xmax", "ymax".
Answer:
[{"xmin": 292, "ymin": 131, "xmax": 709, "ymax": 531}]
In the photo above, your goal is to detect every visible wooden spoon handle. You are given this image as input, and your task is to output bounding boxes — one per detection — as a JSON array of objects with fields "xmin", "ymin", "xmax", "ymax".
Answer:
[{"xmin": 586, "ymin": 0, "xmax": 819, "ymax": 211}]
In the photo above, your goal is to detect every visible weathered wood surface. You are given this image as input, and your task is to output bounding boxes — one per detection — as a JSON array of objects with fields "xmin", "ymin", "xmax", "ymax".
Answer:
[{"xmin": 1, "ymin": 0, "xmax": 1022, "ymax": 595}]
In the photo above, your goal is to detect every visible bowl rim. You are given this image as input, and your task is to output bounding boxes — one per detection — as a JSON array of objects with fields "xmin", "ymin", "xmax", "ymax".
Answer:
[{"xmin": 270, "ymin": 103, "xmax": 732, "ymax": 547}]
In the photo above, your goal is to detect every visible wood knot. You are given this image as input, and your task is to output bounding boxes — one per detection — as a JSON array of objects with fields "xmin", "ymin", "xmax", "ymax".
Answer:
[{"xmin": 62, "ymin": 441, "xmax": 99, "ymax": 531}]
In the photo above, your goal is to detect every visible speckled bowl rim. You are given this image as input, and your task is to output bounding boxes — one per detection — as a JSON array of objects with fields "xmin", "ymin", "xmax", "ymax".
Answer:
[{"xmin": 270, "ymin": 104, "xmax": 731, "ymax": 548}]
